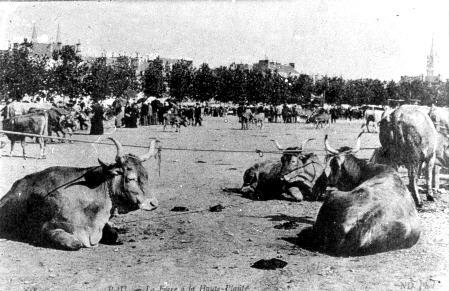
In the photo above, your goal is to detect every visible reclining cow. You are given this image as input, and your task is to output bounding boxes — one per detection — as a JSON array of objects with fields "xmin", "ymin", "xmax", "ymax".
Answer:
[
  {"xmin": 163, "ymin": 112, "xmax": 188, "ymax": 132},
  {"xmin": 0, "ymin": 138, "xmax": 159, "ymax": 250},
  {"xmin": 241, "ymin": 138, "xmax": 325, "ymax": 201},
  {"xmin": 1, "ymin": 111, "xmax": 48, "ymax": 159},
  {"xmin": 309, "ymin": 133, "xmax": 421, "ymax": 256},
  {"xmin": 379, "ymin": 105, "xmax": 449, "ymax": 206},
  {"xmin": 274, "ymin": 138, "xmax": 325, "ymax": 201}
]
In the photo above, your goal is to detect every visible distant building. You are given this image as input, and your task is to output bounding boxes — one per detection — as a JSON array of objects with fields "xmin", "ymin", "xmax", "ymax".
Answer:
[
  {"xmin": 253, "ymin": 59, "xmax": 300, "ymax": 78},
  {"xmin": 400, "ymin": 75, "xmax": 424, "ymax": 83},
  {"xmin": 8, "ymin": 23, "xmax": 81, "ymax": 59}
]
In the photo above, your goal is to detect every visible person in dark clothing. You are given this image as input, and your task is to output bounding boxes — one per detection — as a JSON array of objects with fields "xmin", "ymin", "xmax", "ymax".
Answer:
[
  {"xmin": 90, "ymin": 101, "xmax": 104, "ymax": 135},
  {"xmin": 126, "ymin": 103, "xmax": 139, "ymax": 128},
  {"xmin": 194, "ymin": 104, "xmax": 202, "ymax": 126},
  {"xmin": 140, "ymin": 103, "xmax": 149, "ymax": 126}
]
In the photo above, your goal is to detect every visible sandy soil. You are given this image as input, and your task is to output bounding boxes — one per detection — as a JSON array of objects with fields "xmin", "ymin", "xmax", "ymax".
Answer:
[{"xmin": 1, "ymin": 116, "xmax": 448, "ymax": 291}]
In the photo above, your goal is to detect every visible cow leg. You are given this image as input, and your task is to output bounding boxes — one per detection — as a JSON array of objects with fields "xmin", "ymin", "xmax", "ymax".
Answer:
[
  {"xmin": 43, "ymin": 225, "xmax": 83, "ymax": 250},
  {"xmin": 9, "ymin": 139, "xmax": 14, "ymax": 156},
  {"xmin": 407, "ymin": 165, "xmax": 422, "ymax": 206},
  {"xmin": 426, "ymin": 157, "xmax": 435, "ymax": 201},
  {"xmin": 285, "ymin": 186, "xmax": 304, "ymax": 202},
  {"xmin": 433, "ymin": 165, "xmax": 441, "ymax": 194},
  {"xmin": 100, "ymin": 222, "xmax": 120, "ymax": 245},
  {"xmin": 20, "ymin": 139, "xmax": 26, "ymax": 160},
  {"xmin": 38, "ymin": 137, "xmax": 46, "ymax": 159}
]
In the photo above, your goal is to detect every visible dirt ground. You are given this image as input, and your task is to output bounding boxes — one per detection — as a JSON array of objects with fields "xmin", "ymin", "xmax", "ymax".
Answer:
[{"xmin": 1, "ymin": 116, "xmax": 449, "ymax": 291}]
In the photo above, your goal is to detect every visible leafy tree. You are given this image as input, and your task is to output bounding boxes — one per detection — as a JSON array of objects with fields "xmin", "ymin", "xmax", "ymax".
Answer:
[
  {"xmin": 0, "ymin": 43, "xmax": 47, "ymax": 100},
  {"xmin": 386, "ymin": 80, "xmax": 398, "ymax": 101},
  {"xmin": 109, "ymin": 55, "xmax": 140, "ymax": 98},
  {"xmin": 83, "ymin": 57, "xmax": 114, "ymax": 101},
  {"xmin": 290, "ymin": 74, "xmax": 314, "ymax": 104},
  {"xmin": 142, "ymin": 57, "xmax": 166, "ymax": 98},
  {"xmin": 214, "ymin": 66, "xmax": 234, "ymax": 103},
  {"xmin": 192, "ymin": 63, "xmax": 216, "ymax": 101},
  {"xmin": 49, "ymin": 45, "xmax": 86, "ymax": 98},
  {"xmin": 169, "ymin": 60, "xmax": 194, "ymax": 101}
]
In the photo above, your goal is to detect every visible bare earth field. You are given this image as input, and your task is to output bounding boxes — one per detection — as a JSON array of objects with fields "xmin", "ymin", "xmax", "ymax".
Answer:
[{"xmin": 1, "ymin": 116, "xmax": 449, "ymax": 291}]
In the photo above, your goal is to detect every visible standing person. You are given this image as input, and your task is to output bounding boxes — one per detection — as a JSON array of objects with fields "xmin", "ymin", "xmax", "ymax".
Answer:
[
  {"xmin": 194, "ymin": 103, "xmax": 202, "ymax": 126},
  {"xmin": 147, "ymin": 102, "xmax": 153, "ymax": 125},
  {"xmin": 140, "ymin": 102, "xmax": 149, "ymax": 126},
  {"xmin": 124, "ymin": 102, "xmax": 132, "ymax": 128},
  {"xmin": 90, "ymin": 100, "xmax": 104, "ymax": 135},
  {"xmin": 112, "ymin": 98, "xmax": 124, "ymax": 128},
  {"xmin": 127, "ymin": 103, "xmax": 140, "ymax": 128}
]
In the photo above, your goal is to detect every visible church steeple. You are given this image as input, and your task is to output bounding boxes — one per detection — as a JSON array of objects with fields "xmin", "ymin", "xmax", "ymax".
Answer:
[
  {"xmin": 31, "ymin": 22, "xmax": 37, "ymax": 43},
  {"xmin": 426, "ymin": 38, "xmax": 434, "ymax": 78},
  {"xmin": 55, "ymin": 23, "xmax": 62, "ymax": 50}
]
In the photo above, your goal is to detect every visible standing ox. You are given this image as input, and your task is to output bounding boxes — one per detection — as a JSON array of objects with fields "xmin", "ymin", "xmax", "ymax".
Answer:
[
  {"xmin": 310, "ymin": 134, "xmax": 420, "ymax": 256},
  {"xmin": 163, "ymin": 112, "xmax": 188, "ymax": 132},
  {"xmin": 29, "ymin": 107, "xmax": 77, "ymax": 141},
  {"xmin": 2, "ymin": 111, "xmax": 48, "ymax": 159},
  {"xmin": 379, "ymin": 105, "xmax": 449, "ymax": 206},
  {"xmin": 0, "ymin": 138, "xmax": 159, "ymax": 250},
  {"xmin": 361, "ymin": 107, "xmax": 384, "ymax": 132},
  {"xmin": 306, "ymin": 110, "xmax": 331, "ymax": 129}
]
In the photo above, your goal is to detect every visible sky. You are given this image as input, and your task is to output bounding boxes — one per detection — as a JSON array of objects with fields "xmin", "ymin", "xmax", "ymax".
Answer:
[{"xmin": 0, "ymin": 0, "xmax": 448, "ymax": 81}]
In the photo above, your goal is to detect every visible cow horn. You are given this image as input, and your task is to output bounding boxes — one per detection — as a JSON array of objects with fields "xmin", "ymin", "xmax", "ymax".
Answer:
[
  {"xmin": 300, "ymin": 138, "xmax": 315, "ymax": 151},
  {"xmin": 139, "ymin": 139, "xmax": 158, "ymax": 162},
  {"xmin": 324, "ymin": 135, "xmax": 339, "ymax": 154},
  {"xmin": 271, "ymin": 139, "xmax": 284, "ymax": 150},
  {"xmin": 351, "ymin": 132, "xmax": 363, "ymax": 153},
  {"xmin": 108, "ymin": 137, "xmax": 124, "ymax": 163}
]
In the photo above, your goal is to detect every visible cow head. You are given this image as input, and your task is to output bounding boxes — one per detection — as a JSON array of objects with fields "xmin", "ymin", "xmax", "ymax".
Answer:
[
  {"xmin": 241, "ymin": 167, "xmax": 259, "ymax": 197},
  {"xmin": 99, "ymin": 138, "xmax": 159, "ymax": 214},
  {"xmin": 323, "ymin": 132, "xmax": 363, "ymax": 191},
  {"xmin": 272, "ymin": 138, "xmax": 315, "ymax": 178}
]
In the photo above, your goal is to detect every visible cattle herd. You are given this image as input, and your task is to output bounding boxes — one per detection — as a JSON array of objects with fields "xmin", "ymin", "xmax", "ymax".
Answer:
[{"xmin": 0, "ymin": 101, "xmax": 448, "ymax": 259}]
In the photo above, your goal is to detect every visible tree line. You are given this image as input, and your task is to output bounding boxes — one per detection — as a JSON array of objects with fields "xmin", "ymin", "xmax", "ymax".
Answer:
[{"xmin": 1, "ymin": 43, "xmax": 448, "ymax": 106}]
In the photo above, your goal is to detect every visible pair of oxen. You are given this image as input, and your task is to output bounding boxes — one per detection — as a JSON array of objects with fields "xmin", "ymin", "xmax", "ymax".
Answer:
[
  {"xmin": 241, "ymin": 132, "xmax": 420, "ymax": 256},
  {"xmin": 1, "ymin": 101, "xmax": 77, "ymax": 159}
]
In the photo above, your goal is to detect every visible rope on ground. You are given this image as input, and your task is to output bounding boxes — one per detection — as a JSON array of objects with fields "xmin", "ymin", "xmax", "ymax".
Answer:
[{"xmin": 0, "ymin": 129, "xmax": 379, "ymax": 156}]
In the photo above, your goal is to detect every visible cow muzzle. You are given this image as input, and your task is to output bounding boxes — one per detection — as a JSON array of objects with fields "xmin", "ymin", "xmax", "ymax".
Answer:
[
  {"xmin": 241, "ymin": 185, "xmax": 255, "ymax": 194},
  {"xmin": 138, "ymin": 197, "xmax": 159, "ymax": 211}
]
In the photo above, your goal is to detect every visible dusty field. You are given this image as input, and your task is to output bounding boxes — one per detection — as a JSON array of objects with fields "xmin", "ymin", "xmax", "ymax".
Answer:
[{"xmin": 1, "ymin": 116, "xmax": 449, "ymax": 291}]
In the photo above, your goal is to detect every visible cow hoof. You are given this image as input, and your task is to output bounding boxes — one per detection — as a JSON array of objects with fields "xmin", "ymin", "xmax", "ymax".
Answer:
[
  {"xmin": 426, "ymin": 195, "xmax": 435, "ymax": 202},
  {"xmin": 68, "ymin": 240, "xmax": 83, "ymax": 250}
]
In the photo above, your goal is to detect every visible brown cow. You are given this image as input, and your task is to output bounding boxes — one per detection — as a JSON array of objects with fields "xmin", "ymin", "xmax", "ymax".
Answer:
[
  {"xmin": 379, "ymin": 105, "xmax": 449, "ymax": 205},
  {"xmin": 2, "ymin": 111, "xmax": 48, "ymax": 159},
  {"xmin": 310, "ymin": 134, "xmax": 420, "ymax": 256},
  {"xmin": 0, "ymin": 138, "xmax": 159, "ymax": 250}
]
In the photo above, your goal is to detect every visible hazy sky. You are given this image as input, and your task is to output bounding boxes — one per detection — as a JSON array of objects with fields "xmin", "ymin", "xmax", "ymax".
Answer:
[{"xmin": 0, "ymin": 0, "xmax": 448, "ymax": 80}]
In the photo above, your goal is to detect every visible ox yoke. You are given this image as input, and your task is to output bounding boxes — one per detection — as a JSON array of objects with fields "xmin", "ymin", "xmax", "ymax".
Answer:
[{"xmin": 0, "ymin": 166, "xmax": 115, "ymax": 249}]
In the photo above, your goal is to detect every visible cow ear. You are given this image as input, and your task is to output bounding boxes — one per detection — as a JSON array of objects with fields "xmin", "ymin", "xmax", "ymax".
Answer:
[
  {"xmin": 98, "ymin": 158, "xmax": 109, "ymax": 169},
  {"xmin": 108, "ymin": 167, "xmax": 123, "ymax": 176},
  {"xmin": 98, "ymin": 159, "xmax": 123, "ymax": 176}
]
